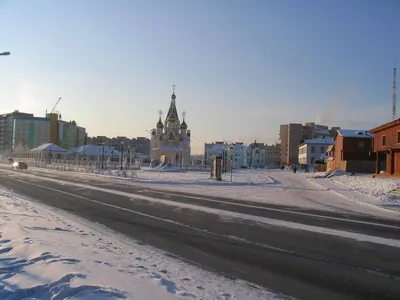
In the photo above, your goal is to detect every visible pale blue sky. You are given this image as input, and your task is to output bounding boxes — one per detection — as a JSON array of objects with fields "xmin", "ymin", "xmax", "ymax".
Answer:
[{"xmin": 0, "ymin": 0, "xmax": 399, "ymax": 153}]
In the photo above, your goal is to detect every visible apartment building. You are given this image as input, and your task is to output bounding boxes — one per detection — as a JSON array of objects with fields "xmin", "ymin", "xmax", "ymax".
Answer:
[
  {"xmin": 0, "ymin": 111, "xmax": 34, "ymax": 154},
  {"xmin": 280, "ymin": 123, "xmax": 303, "ymax": 165},
  {"xmin": 280, "ymin": 122, "xmax": 340, "ymax": 165},
  {"xmin": 58, "ymin": 120, "xmax": 87, "ymax": 150},
  {"xmin": 12, "ymin": 116, "xmax": 51, "ymax": 153}
]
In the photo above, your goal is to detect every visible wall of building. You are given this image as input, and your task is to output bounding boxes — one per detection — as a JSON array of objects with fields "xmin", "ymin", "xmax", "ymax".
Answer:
[
  {"xmin": 288, "ymin": 124, "xmax": 303, "ymax": 165},
  {"xmin": 279, "ymin": 124, "xmax": 289, "ymax": 165},
  {"xmin": 12, "ymin": 117, "xmax": 50, "ymax": 152},
  {"xmin": 298, "ymin": 142, "xmax": 332, "ymax": 165},
  {"xmin": 265, "ymin": 144, "xmax": 280, "ymax": 167}
]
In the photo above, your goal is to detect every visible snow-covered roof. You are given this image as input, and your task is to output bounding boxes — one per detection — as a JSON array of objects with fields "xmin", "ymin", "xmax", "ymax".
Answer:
[
  {"xmin": 67, "ymin": 145, "xmax": 121, "ymax": 156},
  {"xmin": 209, "ymin": 144, "xmax": 227, "ymax": 153},
  {"xmin": 303, "ymin": 137, "xmax": 334, "ymax": 145},
  {"xmin": 30, "ymin": 143, "xmax": 67, "ymax": 152},
  {"xmin": 337, "ymin": 129, "xmax": 374, "ymax": 138},
  {"xmin": 152, "ymin": 145, "xmax": 185, "ymax": 151}
]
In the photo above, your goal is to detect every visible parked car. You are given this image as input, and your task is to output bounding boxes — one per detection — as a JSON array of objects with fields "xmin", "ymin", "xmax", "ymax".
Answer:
[{"xmin": 12, "ymin": 161, "xmax": 28, "ymax": 170}]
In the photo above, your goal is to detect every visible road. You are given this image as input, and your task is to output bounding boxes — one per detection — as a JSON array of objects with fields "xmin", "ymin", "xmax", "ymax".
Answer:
[{"xmin": 0, "ymin": 166, "xmax": 400, "ymax": 300}]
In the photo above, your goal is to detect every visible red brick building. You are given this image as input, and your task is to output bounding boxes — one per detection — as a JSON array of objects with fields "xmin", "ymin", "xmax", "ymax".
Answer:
[
  {"xmin": 328, "ymin": 129, "xmax": 375, "ymax": 173},
  {"xmin": 370, "ymin": 119, "xmax": 400, "ymax": 175}
]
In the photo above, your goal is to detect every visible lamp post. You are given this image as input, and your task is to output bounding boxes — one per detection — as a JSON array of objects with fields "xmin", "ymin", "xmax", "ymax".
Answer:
[
  {"xmin": 120, "ymin": 142, "xmax": 124, "ymax": 171},
  {"xmin": 180, "ymin": 148, "xmax": 183, "ymax": 167},
  {"xmin": 127, "ymin": 146, "xmax": 131, "ymax": 168},
  {"xmin": 49, "ymin": 146, "xmax": 52, "ymax": 165},
  {"xmin": 0, "ymin": 52, "xmax": 10, "ymax": 56},
  {"xmin": 101, "ymin": 143, "xmax": 105, "ymax": 170}
]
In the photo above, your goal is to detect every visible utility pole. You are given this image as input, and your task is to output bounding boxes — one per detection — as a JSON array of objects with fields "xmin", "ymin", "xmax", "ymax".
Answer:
[{"xmin": 393, "ymin": 64, "xmax": 397, "ymax": 120}]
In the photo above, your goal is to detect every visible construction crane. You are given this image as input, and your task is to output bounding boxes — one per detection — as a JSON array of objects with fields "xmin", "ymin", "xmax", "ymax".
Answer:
[{"xmin": 50, "ymin": 97, "xmax": 62, "ymax": 114}]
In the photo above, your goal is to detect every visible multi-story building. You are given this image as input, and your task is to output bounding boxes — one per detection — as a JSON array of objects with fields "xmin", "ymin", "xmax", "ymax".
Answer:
[
  {"xmin": 58, "ymin": 120, "xmax": 87, "ymax": 150},
  {"xmin": 280, "ymin": 123, "xmax": 303, "ymax": 165},
  {"xmin": 298, "ymin": 137, "xmax": 334, "ymax": 165},
  {"xmin": 265, "ymin": 143, "xmax": 281, "ymax": 167},
  {"xmin": 12, "ymin": 116, "xmax": 51, "ymax": 154},
  {"xmin": 0, "ymin": 111, "xmax": 34, "ymax": 155},
  {"xmin": 280, "ymin": 122, "xmax": 340, "ymax": 165}
]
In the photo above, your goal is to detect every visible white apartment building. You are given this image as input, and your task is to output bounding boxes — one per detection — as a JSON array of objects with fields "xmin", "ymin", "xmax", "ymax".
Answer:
[
  {"xmin": 12, "ymin": 116, "xmax": 50, "ymax": 153},
  {"xmin": 298, "ymin": 137, "xmax": 334, "ymax": 165}
]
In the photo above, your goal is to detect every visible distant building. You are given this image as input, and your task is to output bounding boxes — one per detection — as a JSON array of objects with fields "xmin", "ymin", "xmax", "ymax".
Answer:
[
  {"xmin": 227, "ymin": 142, "xmax": 248, "ymax": 169},
  {"xmin": 280, "ymin": 123, "xmax": 303, "ymax": 165},
  {"xmin": 86, "ymin": 136, "xmax": 150, "ymax": 156},
  {"xmin": 265, "ymin": 143, "xmax": 281, "ymax": 167},
  {"xmin": 298, "ymin": 137, "xmax": 334, "ymax": 165},
  {"xmin": 280, "ymin": 122, "xmax": 340, "ymax": 165},
  {"xmin": 0, "ymin": 111, "xmax": 34, "ymax": 155},
  {"xmin": 12, "ymin": 116, "xmax": 51, "ymax": 154},
  {"xmin": 204, "ymin": 142, "xmax": 228, "ymax": 165},
  {"xmin": 58, "ymin": 120, "xmax": 87, "ymax": 150},
  {"xmin": 246, "ymin": 142, "xmax": 266, "ymax": 168}
]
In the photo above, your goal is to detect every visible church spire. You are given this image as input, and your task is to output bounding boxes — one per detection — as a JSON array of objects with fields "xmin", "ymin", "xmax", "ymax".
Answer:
[
  {"xmin": 165, "ymin": 84, "xmax": 179, "ymax": 122},
  {"xmin": 180, "ymin": 110, "xmax": 187, "ymax": 129}
]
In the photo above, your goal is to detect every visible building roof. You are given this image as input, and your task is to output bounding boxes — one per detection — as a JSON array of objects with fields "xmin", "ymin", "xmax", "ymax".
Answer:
[
  {"xmin": 165, "ymin": 93, "xmax": 180, "ymax": 122},
  {"xmin": 67, "ymin": 145, "xmax": 121, "ymax": 156},
  {"xmin": 326, "ymin": 144, "xmax": 335, "ymax": 152},
  {"xmin": 30, "ymin": 143, "xmax": 67, "ymax": 152},
  {"xmin": 337, "ymin": 129, "xmax": 374, "ymax": 138},
  {"xmin": 152, "ymin": 145, "xmax": 185, "ymax": 151},
  {"xmin": 303, "ymin": 137, "xmax": 334, "ymax": 144},
  {"xmin": 370, "ymin": 118, "xmax": 400, "ymax": 133}
]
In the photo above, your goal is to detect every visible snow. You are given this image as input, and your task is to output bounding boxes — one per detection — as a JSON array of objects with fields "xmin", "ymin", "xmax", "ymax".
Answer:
[
  {"xmin": 67, "ymin": 145, "xmax": 121, "ymax": 156},
  {"xmin": 302, "ymin": 137, "xmax": 334, "ymax": 144},
  {"xmin": 308, "ymin": 172, "xmax": 400, "ymax": 212},
  {"xmin": 0, "ymin": 187, "xmax": 281, "ymax": 300},
  {"xmin": 31, "ymin": 143, "xmax": 67, "ymax": 152},
  {"xmin": 337, "ymin": 129, "xmax": 373, "ymax": 138}
]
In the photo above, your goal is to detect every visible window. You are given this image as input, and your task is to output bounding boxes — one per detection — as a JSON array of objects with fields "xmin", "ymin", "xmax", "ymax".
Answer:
[
  {"xmin": 311, "ymin": 146, "xmax": 315, "ymax": 153},
  {"xmin": 397, "ymin": 131, "xmax": 400, "ymax": 143},
  {"xmin": 320, "ymin": 146, "xmax": 324, "ymax": 153},
  {"xmin": 382, "ymin": 135, "xmax": 386, "ymax": 146},
  {"xmin": 358, "ymin": 141, "xmax": 365, "ymax": 148}
]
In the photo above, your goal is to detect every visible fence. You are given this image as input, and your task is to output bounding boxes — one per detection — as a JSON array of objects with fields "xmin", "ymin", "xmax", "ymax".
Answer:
[{"xmin": 4, "ymin": 157, "xmax": 215, "ymax": 173}]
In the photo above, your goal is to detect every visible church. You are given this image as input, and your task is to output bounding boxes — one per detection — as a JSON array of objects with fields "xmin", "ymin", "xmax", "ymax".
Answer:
[{"xmin": 150, "ymin": 87, "xmax": 191, "ymax": 167}]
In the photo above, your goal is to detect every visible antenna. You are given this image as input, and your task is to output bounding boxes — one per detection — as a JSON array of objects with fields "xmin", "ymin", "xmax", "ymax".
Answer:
[{"xmin": 393, "ymin": 64, "xmax": 397, "ymax": 120}]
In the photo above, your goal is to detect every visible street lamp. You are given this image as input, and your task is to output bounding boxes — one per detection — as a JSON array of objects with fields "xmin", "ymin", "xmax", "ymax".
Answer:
[
  {"xmin": 0, "ymin": 52, "xmax": 10, "ymax": 56},
  {"xmin": 127, "ymin": 146, "xmax": 131, "ymax": 168},
  {"xmin": 120, "ymin": 141, "xmax": 124, "ymax": 171},
  {"xmin": 49, "ymin": 145, "xmax": 52, "ymax": 165}
]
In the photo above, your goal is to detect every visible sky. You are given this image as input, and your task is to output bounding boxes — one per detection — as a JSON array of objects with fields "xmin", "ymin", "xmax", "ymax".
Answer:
[{"xmin": 0, "ymin": 0, "xmax": 400, "ymax": 154}]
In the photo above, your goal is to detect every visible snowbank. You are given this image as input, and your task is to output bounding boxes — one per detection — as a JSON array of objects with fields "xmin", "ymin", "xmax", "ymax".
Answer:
[
  {"xmin": 0, "ymin": 188, "xmax": 280, "ymax": 299},
  {"xmin": 46, "ymin": 164, "xmax": 139, "ymax": 178},
  {"xmin": 332, "ymin": 175, "xmax": 400, "ymax": 203}
]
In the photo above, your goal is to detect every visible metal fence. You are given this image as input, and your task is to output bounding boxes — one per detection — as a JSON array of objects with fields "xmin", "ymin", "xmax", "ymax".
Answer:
[{"xmin": 4, "ymin": 157, "xmax": 213, "ymax": 173}]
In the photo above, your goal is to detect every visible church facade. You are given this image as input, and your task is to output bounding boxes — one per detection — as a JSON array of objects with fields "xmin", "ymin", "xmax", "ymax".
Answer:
[{"xmin": 150, "ymin": 88, "xmax": 191, "ymax": 166}]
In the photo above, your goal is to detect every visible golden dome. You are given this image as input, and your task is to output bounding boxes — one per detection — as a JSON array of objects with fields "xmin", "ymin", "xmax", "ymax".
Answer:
[
  {"xmin": 180, "ymin": 120, "xmax": 187, "ymax": 129},
  {"xmin": 156, "ymin": 118, "xmax": 164, "ymax": 128}
]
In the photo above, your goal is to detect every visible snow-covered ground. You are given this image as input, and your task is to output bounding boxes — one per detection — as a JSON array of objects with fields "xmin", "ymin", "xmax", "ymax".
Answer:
[
  {"xmin": 0, "ymin": 187, "xmax": 283, "ymax": 300},
  {"xmin": 307, "ymin": 172, "xmax": 400, "ymax": 212}
]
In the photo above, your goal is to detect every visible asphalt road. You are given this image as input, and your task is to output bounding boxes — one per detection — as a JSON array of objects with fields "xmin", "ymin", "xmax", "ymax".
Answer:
[{"xmin": 0, "ymin": 167, "xmax": 400, "ymax": 300}]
